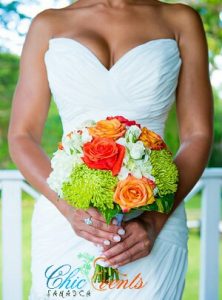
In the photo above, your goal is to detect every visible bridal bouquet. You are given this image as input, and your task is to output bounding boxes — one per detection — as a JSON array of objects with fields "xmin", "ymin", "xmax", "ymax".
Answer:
[{"xmin": 47, "ymin": 115, "xmax": 179, "ymax": 283}]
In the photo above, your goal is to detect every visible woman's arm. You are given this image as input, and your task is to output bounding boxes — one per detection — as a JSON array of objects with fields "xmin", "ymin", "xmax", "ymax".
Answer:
[
  {"xmin": 8, "ymin": 9, "xmax": 124, "ymax": 247},
  {"xmin": 139, "ymin": 4, "xmax": 214, "ymax": 234},
  {"xmin": 140, "ymin": 3, "xmax": 213, "ymax": 232},
  {"xmin": 8, "ymin": 10, "xmax": 57, "ymax": 206},
  {"xmin": 102, "ymin": 4, "xmax": 214, "ymax": 266}
]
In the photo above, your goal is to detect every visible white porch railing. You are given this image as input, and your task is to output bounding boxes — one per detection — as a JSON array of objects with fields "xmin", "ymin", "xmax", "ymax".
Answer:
[
  {"xmin": 0, "ymin": 170, "xmax": 40, "ymax": 300},
  {"xmin": 0, "ymin": 168, "xmax": 222, "ymax": 300}
]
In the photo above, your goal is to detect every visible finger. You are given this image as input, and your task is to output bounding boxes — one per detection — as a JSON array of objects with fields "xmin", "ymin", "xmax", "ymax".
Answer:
[
  {"xmin": 102, "ymin": 231, "xmax": 135, "ymax": 259},
  {"xmin": 78, "ymin": 230, "xmax": 108, "ymax": 246},
  {"xmin": 73, "ymin": 208, "xmax": 91, "ymax": 221},
  {"xmin": 75, "ymin": 208, "xmax": 126, "ymax": 235},
  {"xmin": 105, "ymin": 241, "xmax": 146, "ymax": 267},
  {"xmin": 79, "ymin": 223, "xmax": 124, "ymax": 244},
  {"xmin": 73, "ymin": 211, "xmax": 126, "ymax": 245},
  {"xmin": 93, "ymin": 241, "xmax": 119, "ymax": 254},
  {"xmin": 116, "ymin": 249, "xmax": 148, "ymax": 267},
  {"xmin": 98, "ymin": 223, "xmax": 131, "ymax": 251},
  {"xmin": 87, "ymin": 207, "xmax": 106, "ymax": 222},
  {"xmin": 81, "ymin": 216, "xmax": 126, "ymax": 236},
  {"xmin": 100, "ymin": 240, "xmax": 120, "ymax": 252}
]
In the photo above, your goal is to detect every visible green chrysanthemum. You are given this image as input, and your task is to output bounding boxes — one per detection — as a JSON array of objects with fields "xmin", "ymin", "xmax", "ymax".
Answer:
[
  {"xmin": 62, "ymin": 164, "xmax": 118, "ymax": 212},
  {"xmin": 150, "ymin": 149, "xmax": 179, "ymax": 196}
]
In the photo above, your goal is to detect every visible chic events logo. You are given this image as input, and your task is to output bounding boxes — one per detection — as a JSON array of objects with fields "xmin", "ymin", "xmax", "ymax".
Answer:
[{"xmin": 44, "ymin": 252, "xmax": 146, "ymax": 297}]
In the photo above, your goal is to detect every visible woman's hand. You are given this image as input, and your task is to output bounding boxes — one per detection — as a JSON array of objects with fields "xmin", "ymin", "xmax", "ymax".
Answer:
[
  {"xmin": 101, "ymin": 217, "xmax": 159, "ymax": 268},
  {"xmin": 101, "ymin": 211, "xmax": 170, "ymax": 267},
  {"xmin": 57, "ymin": 198, "xmax": 126, "ymax": 247}
]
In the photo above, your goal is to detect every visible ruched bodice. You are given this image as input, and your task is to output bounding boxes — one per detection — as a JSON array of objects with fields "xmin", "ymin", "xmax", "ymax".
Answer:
[{"xmin": 44, "ymin": 38, "xmax": 182, "ymax": 137}]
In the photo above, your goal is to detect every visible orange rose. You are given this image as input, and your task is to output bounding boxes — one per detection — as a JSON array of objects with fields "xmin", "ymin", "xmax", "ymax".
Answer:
[
  {"xmin": 82, "ymin": 137, "xmax": 125, "ymax": 176},
  {"xmin": 87, "ymin": 118, "xmax": 126, "ymax": 140},
  {"xmin": 139, "ymin": 127, "xmax": 166, "ymax": 150},
  {"xmin": 113, "ymin": 175, "xmax": 155, "ymax": 212}
]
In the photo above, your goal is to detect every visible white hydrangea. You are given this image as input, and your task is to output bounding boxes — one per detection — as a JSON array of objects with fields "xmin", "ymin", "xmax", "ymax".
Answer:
[{"xmin": 47, "ymin": 149, "xmax": 83, "ymax": 197}]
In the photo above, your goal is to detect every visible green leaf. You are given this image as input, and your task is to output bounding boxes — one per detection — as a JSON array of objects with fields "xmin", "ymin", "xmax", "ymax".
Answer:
[
  {"xmin": 101, "ymin": 204, "xmax": 122, "ymax": 224},
  {"xmin": 132, "ymin": 193, "xmax": 175, "ymax": 214}
]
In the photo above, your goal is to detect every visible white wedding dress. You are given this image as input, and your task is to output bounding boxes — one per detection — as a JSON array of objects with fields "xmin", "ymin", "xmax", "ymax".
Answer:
[{"xmin": 29, "ymin": 37, "xmax": 189, "ymax": 300}]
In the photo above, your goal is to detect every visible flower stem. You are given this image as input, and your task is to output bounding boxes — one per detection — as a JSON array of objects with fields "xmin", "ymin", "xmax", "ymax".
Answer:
[{"xmin": 92, "ymin": 264, "xmax": 120, "ymax": 283}]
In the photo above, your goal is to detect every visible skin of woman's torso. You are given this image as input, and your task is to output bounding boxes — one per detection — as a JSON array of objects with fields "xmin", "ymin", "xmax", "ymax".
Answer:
[{"xmin": 40, "ymin": 0, "xmax": 191, "ymax": 70}]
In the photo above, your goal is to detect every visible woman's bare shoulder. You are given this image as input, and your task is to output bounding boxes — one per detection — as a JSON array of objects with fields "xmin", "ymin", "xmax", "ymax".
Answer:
[
  {"xmin": 162, "ymin": 1, "xmax": 200, "ymax": 16},
  {"xmin": 29, "ymin": 8, "xmax": 64, "ymax": 35},
  {"xmin": 28, "ymin": 3, "xmax": 75, "ymax": 34},
  {"xmin": 162, "ymin": 2, "xmax": 205, "ymax": 41}
]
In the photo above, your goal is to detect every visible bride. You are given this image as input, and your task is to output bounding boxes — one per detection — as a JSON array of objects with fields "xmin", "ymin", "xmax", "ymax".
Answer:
[{"xmin": 8, "ymin": 0, "xmax": 213, "ymax": 299}]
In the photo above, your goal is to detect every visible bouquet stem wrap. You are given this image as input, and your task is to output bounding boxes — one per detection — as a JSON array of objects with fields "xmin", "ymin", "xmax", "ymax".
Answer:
[{"xmin": 92, "ymin": 213, "xmax": 124, "ymax": 283}]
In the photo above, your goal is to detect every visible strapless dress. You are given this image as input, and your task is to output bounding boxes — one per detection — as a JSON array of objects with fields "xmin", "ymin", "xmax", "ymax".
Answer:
[{"xmin": 29, "ymin": 37, "xmax": 189, "ymax": 300}]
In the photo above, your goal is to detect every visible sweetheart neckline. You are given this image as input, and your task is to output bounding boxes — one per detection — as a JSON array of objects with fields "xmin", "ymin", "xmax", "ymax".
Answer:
[{"xmin": 47, "ymin": 37, "xmax": 180, "ymax": 72}]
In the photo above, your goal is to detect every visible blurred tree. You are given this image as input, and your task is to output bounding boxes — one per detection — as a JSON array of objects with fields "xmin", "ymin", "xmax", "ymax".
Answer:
[
  {"xmin": 0, "ymin": 0, "xmax": 61, "ymax": 33},
  {"xmin": 0, "ymin": 1, "xmax": 33, "ymax": 31},
  {"xmin": 0, "ymin": 52, "xmax": 19, "ymax": 168}
]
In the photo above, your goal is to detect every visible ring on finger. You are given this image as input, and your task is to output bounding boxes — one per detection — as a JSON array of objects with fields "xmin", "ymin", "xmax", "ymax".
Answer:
[{"xmin": 83, "ymin": 216, "xmax": 93, "ymax": 226}]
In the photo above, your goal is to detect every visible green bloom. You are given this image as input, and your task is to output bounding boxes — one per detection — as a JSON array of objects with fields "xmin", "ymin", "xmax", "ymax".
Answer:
[
  {"xmin": 150, "ymin": 149, "xmax": 179, "ymax": 196},
  {"xmin": 62, "ymin": 164, "xmax": 118, "ymax": 213}
]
